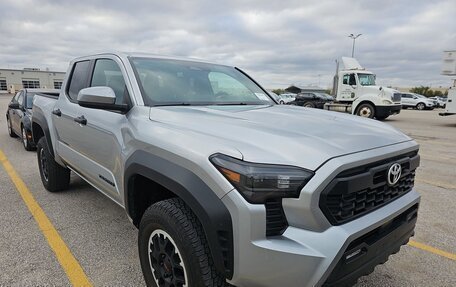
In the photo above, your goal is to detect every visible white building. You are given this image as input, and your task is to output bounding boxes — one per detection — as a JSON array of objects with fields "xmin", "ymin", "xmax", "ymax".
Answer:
[{"xmin": 0, "ymin": 68, "xmax": 65, "ymax": 94}]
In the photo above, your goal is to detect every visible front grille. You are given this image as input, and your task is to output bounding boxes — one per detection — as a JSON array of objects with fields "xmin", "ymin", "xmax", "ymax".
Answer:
[
  {"xmin": 319, "ymin": 151, "xmax": 420, "ymax": 225},
  {"xmin": 265, "ymin": 199, "xmax": 288, "ymax": 236},
  {"xmin": 393, "ymin": 93, "xmax": 402, "ymax": 103}
]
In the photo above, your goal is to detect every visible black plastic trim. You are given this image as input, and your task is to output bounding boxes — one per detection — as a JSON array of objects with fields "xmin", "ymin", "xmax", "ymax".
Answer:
[
  {"xmin": 124, "ymin": 151, "xmax": 234, "ymax": 279},
  {"xmin": 31, "ymin": 107, "xmax": 54, "ymax": 156},
  {"xmin": 320, "ymin": 152, "xmax": 419, "ymax": 225},
  {"xmin": 376, "ymin": 105, "xmax": 402, "ymax": 118},
  {"xmin": 323, "ymin": 203, "xmax": 419, "ymax": 286}
]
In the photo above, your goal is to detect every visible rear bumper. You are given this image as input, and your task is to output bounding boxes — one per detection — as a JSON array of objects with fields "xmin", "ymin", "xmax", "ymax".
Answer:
[{"xmin": 376, "ymin": 105, "xmax": 401, "ymax": 118}]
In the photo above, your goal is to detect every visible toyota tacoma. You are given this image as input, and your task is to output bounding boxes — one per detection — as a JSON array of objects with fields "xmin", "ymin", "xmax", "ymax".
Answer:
[{"xmin": 32, "ymin": 52, "xmax": 420, "ymax": 287}]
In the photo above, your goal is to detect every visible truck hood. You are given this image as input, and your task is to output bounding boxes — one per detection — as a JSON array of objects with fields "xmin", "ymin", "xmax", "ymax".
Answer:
[
  {"xmin": 361, "ymin": 86, "xmax": 397, "ymax": 97},
  {"xmin": 148, "ymin": 105, "xmax": 411, "ymax": 170}
]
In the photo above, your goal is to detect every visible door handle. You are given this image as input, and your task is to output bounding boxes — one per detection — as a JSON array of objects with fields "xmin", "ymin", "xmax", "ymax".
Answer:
[
  {"xmin": 74, "ymin": 115, "xmax": 87, "ymax": 125},
  {"xmin": 52, "ymin": 109, "xmax": 62, "ymax": 117}
]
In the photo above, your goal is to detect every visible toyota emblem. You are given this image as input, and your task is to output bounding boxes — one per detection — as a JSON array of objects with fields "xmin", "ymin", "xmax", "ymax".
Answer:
[{"xmin": 387, "ymin": 163, "xmax": 402, "ymax": 186}]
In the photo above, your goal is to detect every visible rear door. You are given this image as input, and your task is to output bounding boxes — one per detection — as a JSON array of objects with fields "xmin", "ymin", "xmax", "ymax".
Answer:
[
  {"xmin": 401, "ymin": 94, "xmax": 412, "ymax": 106},
  {"xmin": 53, "ymin": 60, "xmax": 92, "ymax": 176}
]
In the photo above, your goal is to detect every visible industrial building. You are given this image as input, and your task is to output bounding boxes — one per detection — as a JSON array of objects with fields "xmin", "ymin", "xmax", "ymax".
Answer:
[{"xmin": 0, "ymin": 68, "xmax": 65, "ymax": 94}]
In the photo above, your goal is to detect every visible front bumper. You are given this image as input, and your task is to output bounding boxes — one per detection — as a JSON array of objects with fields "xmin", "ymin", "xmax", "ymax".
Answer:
[
  {"xmin": 376, "ymin": 104, "xmax": 401, "ymax": 118},
  {"xmin": 323, "ymin": 203, "xmax": 418, "ymax": 286},
  {"xmin": 222, "ymin": 189, "xmax": 420, "ymax": 287}
]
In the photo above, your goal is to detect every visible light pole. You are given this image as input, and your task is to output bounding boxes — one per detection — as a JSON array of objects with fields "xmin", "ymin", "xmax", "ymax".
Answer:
[{"xmin": 348, "ymin": 33, "xmax": 362, "ymax": 57}]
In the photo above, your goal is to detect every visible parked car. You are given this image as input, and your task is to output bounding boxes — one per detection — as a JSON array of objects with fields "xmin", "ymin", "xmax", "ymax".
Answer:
[
  {"xmin": 429, "ymin": 96, "xmax": 446, "ymax": 108},
  {"xmin": 267, "ymin": 91, "xmax": 281, "ymax": 103},
  {"xmin": 317, "ymin": 92, "xmax": 335, "ymax": 101},
  {"xmin": 401, "ymin": 93, "xmax": 435, "ymax": 110},
  {"xmin": 32, "ymin": 52, "xmax": 420, "ymax": 287},
  {"xmin": 289, "ymin": 92, "xmax": 329, "ymax": 108},
  {"xmin": 277, "ymin": 93, "xmax": 296, "ymax": 104},
  {"xmin": 6, "ymin": 89, "xmax": 59, "ymax": 150}
]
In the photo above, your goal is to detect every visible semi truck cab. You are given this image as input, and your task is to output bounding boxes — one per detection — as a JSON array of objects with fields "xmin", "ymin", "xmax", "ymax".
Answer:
[{"xmin": 326, "ymin": 57, "xmax": 402, "ymax": 120}]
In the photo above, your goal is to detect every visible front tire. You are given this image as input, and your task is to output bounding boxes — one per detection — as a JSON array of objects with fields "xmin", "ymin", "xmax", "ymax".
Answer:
[
  {"xmin": 36, "ymin": 137, "xmax": 70, "ymax": 192},
  {"xmin": 355, "ymin": 103, "xmax": 375, "ymax": 119},
  {"xmin": 416, "ymin": 103, "xmax": 425, "ymax": 110},
  {"xmin": 139, "ymin": 198, "xmax": 227, "ymax": 287},
  {"xmin": 21, "ymin": 126, "xmax": 34, "ymax": 151}
]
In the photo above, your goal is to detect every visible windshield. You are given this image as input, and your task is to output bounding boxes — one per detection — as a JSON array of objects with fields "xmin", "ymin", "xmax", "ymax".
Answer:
[
  {"xmin": 130, "ymin": 58, "xmax": 273, "ymax": 106},
  {"xmin": 25, "ymin": 93, "xmax": 35, "ymax": 109},
  {"xmin": 358, "ymin": 73, "xmax": 376, "ymax": 86}
]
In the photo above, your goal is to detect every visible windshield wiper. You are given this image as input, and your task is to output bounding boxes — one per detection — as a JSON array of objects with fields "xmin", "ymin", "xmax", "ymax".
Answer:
[{"xmin": 153, "ymin": 103, "xmax": 193, "ymax": 107}]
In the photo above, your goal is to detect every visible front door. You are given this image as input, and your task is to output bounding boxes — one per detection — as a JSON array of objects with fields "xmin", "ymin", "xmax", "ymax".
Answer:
[{"xmin": 67, "ymin": 58, "xmax": 131, "ymax": 203}]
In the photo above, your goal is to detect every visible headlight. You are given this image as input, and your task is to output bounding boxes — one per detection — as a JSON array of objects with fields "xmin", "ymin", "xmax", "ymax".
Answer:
[
  {"xmin": 210, "ymin": 154, "xmax": 314, "ymax": 204},
  {"xmin": 382, "ymin": 99, "xmax": 393, "ymax": 104}
]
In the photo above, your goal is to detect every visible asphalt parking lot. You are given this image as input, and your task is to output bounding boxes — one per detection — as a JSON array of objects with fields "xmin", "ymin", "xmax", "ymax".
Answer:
[{"xmin": 0, "ymin": 94, "xmax": 455, "ymax": 286}]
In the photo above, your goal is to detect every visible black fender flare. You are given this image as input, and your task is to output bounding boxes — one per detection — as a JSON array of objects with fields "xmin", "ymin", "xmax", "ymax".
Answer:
[
  {"xmin": 124, "ymin": 151, "xmax": 234, "ymax": 279},
  {"xmin": 32, "ymin": 111, "xmax": 54, "ymax": 156}
]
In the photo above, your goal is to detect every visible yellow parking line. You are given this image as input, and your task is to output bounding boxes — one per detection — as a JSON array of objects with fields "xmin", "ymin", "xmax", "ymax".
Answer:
[
  {"xmin": 416, "ymin": 178, "xmax": 456, "ymax": 190},
  {"xmin": 0, "ymin": 150, "xmax": 92, "ymax": 287},
  {"xmin": 409, "ymin": 240, "xmax": 456, "ymax": 261}
]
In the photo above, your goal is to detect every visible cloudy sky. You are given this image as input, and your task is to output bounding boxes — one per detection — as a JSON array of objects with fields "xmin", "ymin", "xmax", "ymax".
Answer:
[{"xmin": 0, "ymin": 0, "xmax": 454, "ymax": 89}]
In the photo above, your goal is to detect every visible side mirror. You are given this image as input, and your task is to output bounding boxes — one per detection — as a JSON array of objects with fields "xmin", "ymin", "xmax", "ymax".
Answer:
[
  {"xmin": 8, "ymin": 102, "xmax": 20, "ymax": 109},
  {"xmin": 77, "ymin": 87, "xmax": 128, "ymax": 112}
]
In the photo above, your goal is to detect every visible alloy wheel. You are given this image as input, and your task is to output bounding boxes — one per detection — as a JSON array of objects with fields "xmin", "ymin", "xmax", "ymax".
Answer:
[
  {"xmin": 39, "ymin": 148, "xmax": 49, "ymax": 182},
  {"xmin": 148, "ymin": 229, "xmax": 188, "ymax": 287}
]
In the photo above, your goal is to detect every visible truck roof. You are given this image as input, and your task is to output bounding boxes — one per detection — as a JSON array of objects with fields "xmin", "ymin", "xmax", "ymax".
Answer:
[
  {"xmin": 341, "ymin": 57, "xmax": 365, "ymax": 71},
  {"xmin": 72, "ymin": 51, "xmax": 227, "ymax": 67}
]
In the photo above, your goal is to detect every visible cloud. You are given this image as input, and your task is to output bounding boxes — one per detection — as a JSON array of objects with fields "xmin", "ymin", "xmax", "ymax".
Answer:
[{"xmin": 0, "ymin": 0, "xmax": 454, "ymax": 89}]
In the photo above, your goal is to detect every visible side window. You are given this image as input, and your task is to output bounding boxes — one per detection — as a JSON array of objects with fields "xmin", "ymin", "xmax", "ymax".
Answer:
[
  {"xmin": 342, "ymin": 74, "xmax": 350, "ymax": 85},
  {"xmin": 68, "ymin": 60, "xmax": 91, "ymax": 101},
  {"xmin": 17, "ymin": 91, "xmax": 24, "ymax": 106},
  {"xmin": 13, "ymin": 91, "xmax": 21, "ymax": 102},
  {"xmin": 91, "ymin": 59, "xmax": 128, "ymax": 104}
]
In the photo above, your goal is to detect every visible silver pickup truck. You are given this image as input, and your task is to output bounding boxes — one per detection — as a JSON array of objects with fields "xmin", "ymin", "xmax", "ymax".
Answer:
[{"xmin": 32, "ymin": 52, "xmax": 421, "ymax": 287}]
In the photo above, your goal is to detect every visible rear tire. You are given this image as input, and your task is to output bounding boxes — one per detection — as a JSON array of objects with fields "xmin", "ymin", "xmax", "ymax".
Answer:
[
  {"xmin": 303, "ymin": 102, "xmax": 315, "ymax": 108},
  {"xmin": 376, "ymin": 116, "xmax": 389, "ymax": 121},
  {"xmin": 355, "ymin": 103, "xmax": 375, "ymax": 119},
  {"xmin": 7, "ymin": 117, "xmax": 17, "ymax": 138},
  {"xmin": 21, "ymin": 126, "xmax": 34, "ymax": 151},
  {"xmin": 37, "ymin": 137, "xmax": 70, "ymax": 192},
  {"xmin": 139, "ymin": 198, "xmax": 227, "ymax": 287}
]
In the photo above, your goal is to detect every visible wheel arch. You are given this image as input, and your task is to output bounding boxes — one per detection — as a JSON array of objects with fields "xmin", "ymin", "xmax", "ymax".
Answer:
[
  {"xmin": 124, "ymin": 151, "xmax": 234, "ymax": 279},
  {"xmin": 352, "ymin": 99, "xmax": 376, "ymax": 115},
  {"xmin": 31, "ymin": 113, "xmax": 54, "ymax": 156}
]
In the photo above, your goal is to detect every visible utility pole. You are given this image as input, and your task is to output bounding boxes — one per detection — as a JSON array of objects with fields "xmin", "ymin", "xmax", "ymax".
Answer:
[{"xmin": 348, "ymin": 33, "xmax": 362, "ymax": 57}]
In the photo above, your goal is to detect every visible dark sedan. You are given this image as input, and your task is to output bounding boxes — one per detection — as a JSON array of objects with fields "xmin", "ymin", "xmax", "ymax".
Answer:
[
  {"xmin": 6, "ymin": 89, "xmax": 59, "ymax": 150},
  {"xmin": 289, "ymin": 92, "xmax": 331, "ymax": 109}
]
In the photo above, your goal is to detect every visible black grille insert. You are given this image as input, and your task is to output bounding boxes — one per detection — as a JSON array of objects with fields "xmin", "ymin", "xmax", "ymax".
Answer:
[
  {"xmin": 265, "ymin": 199, "xmax": 288, "ymax": 236},
  {"xmin": 320, "ymin": 152, "xmax": 420, "ymax": 225}
]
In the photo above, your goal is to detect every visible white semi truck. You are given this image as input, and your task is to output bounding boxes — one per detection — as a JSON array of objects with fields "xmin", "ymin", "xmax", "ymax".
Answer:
[
  {"xmin": 439, "ymin": 50, "xmax": 456, "ymax": 116},
  {"xmin": 325, "ymin": 57, "xmax": 402, "ymax": 120}
]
